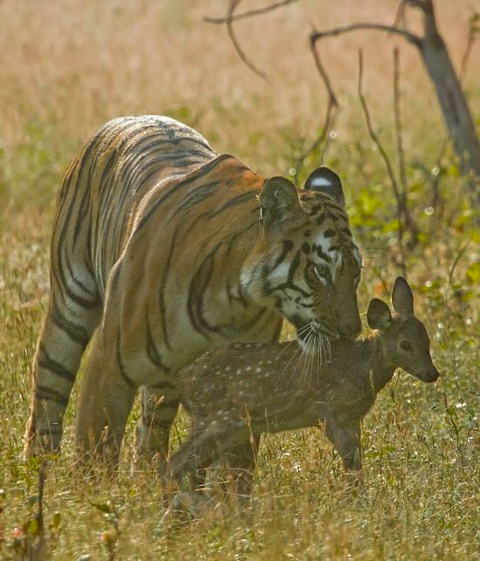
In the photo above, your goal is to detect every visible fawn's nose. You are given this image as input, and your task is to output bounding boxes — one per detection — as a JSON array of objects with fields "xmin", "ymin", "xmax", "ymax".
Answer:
[
  {"xmin": 419, "ymin": 364, "xmax": 441, "ymax": 383},
  {"xmin": 426, "ymin": 366, "xmax": 441, "ymax": 383}
]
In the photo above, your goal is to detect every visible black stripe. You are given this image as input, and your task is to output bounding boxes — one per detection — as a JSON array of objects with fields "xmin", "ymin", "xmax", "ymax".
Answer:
[
  {"xmin": 207, "ymin": 190, "xmax": 258, "ymax": 218},
  {"xmin": 264, "ymin": 239, "xmax": 294, "ymax": 280},
  {"xmin": 62, "ymin": 251, "xmax": 98, "ymax": 298},
  {"xmin": 287, "ymin": 250, "xmax": 301, "ymax": 286},
  {"xmin": 314, "ymin": 244, "xmax": 331, "ymax": 263},
  {"xmin": 51, "ymin": 253, "xmax": 100, "ymax": 311},
  {"xmin": 134, "ymin": 154, "xmax": 235, "ymax": 233},
  {"xmin": 187, "ymin": 251, "xmax": 217, "ymax": 338},
  {"xmin": 35, "ymin": 385, "xmax": 69, "ymax": 406},
  {"xmin": 168, "ymin": 180, "xmax": 220, "ymax": 218},
  {"xmin": 50, "ymin": 302, "xmax": 91, "ymax": 347},
  {"xmin": 226, "ymin": 278, "xmax": 248, "ymax": 307},
  {"xmin": 225, "ymin": 218, "xmax": 258, "ymax": 257},
  {"xmin": 264, "ymin": 280, "xmax": 311, "ymax": 299},
  {"xmin": 146, "ymin": 315, "xmax": 170, "ymax": 372},
  {"xmin": 116, "ymin": 331, "xmax": 137, "ymax": 388},
  {"xmin": 37, "ymin": 343, "xmax": 76, "ymax": 383}
]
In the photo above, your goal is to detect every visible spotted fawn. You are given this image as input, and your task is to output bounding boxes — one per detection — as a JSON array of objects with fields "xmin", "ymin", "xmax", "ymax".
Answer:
[{"xmin": 161, "ymin": 277, "xmax": 440, "ymax": 492}]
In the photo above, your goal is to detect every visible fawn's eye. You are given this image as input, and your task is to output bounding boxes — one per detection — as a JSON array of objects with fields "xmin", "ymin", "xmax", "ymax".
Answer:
[{"xmin": 400, "ymin": 340, "xmax": 413, "ymax": 352}]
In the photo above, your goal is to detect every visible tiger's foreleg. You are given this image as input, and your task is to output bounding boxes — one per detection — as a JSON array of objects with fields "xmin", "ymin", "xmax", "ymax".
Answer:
[
  {"xmin": 135, "ymin": 386, "xmax": 180, "ymax": 459},
  {"xmin": 75, "ymin": 332, "xmax": 137, "ymax": 468}
]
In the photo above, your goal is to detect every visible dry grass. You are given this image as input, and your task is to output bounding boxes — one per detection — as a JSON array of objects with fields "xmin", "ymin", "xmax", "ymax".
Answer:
[{"xmin": 1, "ymin": 1, "xmax": 479, "ymax": 560}]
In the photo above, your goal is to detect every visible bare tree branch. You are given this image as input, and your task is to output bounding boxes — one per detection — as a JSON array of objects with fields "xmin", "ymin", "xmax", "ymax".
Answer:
[
  {"xmin": 204, "ymin": 0, "xmax": 299, "ymax": 24},
  {"xmin": 225, "ymin": 0, "xmax": 267, "ymax": 81}
]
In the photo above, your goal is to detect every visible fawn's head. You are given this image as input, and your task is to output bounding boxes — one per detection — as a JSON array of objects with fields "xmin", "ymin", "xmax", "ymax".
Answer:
[{"xmin": 366, "ymin": 277, "xmax": 440, "ymax": 383}]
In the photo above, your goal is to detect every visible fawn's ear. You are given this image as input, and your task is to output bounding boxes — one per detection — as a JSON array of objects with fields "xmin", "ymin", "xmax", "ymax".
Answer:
[
  {"xmin": 304, "ymin": 166, "xmax": 345, "ymax": 207},
  {"xmin": 392, "ymin": 276, "xmax": 414, "ymax": 315},
  {"xmin": 367, "ymin": 298, "xmax": 392, "ymax": 330},
  {"xmin": 259, "ymin": 177, "xmax": 301, "ymax": 230}
]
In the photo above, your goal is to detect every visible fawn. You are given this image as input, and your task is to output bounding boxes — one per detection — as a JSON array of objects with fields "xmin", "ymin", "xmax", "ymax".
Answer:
[{"xmin": 161, "ymin": 277, "xmax": 440, "ymax": 492}]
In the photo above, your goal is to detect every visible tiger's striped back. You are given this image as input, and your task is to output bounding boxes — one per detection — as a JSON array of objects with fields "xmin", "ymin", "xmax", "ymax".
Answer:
[{"xmin": 53, "ymin": 115, "xmax": 216, "ymax": 298}]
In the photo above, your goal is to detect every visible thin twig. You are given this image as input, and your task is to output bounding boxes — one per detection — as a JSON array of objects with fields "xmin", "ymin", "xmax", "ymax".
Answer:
[
  {"xmin": 393, "ymin": 48, "xmax": 419, "ymax": 246},
  {"xmin": 357, "ymin": 49, "xmax": 406, "ymax": 272},
  {"xmin": 448, "ymin": 241, "xmax": 470, "ymax": 287},
  {"xmin": 292, "ymin": 35, "xmax": 339, "ymax": 178},
  {"xmin": 204, "ymin": 0, "xmax": 299, "ymax": 24},
  {"xmin": 311, "ymin": 22, "xmax": 422, "ymax": 47},
  {"xmin": 391, "ymin": 0, "xmax": 408, "ymax": 32},
  {"xmin": 225, "ymin": 0, "xmax": 267, "ymax": 81},
  {"xmin": 459, "ymin": 12, "xmax": 479, "ymax": 85},
  {"xmin": 309, "ymin": 32, "xmax": 338, "ymax": 107},
  {"xmin": 393, "ymin": 48, "xmax": 407, "ymax": 192}
]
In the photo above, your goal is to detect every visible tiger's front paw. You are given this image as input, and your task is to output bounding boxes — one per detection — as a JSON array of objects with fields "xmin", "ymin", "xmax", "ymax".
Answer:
[
  {"xmin": 134, "ymin": 421, "xmax": 169, "ymax": 459},
  {"xmin": 24, "ymin": 416, "xmax": 62, "ymax": 458}
]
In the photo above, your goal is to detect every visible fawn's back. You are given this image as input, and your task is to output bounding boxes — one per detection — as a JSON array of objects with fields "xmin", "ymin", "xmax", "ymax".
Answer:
[{"xmin": 180, "ymin": 338, "xmax": 379, "ymax": 433}]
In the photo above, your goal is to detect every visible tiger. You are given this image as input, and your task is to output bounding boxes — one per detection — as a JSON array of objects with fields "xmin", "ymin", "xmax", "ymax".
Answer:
[{"xmin": 23, "ymin": 115, "xmax": 362, "ymax": 465}]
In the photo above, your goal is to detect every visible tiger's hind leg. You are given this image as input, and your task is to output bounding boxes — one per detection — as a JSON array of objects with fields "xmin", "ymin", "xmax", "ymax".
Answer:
[
  {"xmin": 24, "ymin": 285, "xmax": 101, "ymax": 456},
  {"xmin": 74, "ymin": 329, "xmax": 138, "ymax": 468}
]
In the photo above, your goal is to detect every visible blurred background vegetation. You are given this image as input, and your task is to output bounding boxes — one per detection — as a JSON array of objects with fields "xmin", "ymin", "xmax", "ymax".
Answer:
[{"xmin": 0, "ymin": 1, "xmax": 479, "ymax": 560}]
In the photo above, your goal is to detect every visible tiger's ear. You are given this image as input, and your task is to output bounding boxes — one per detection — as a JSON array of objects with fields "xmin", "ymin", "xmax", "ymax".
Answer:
[
  {"xmin": 259, "ymin": 177, "xmax": 301, "ymax": 230},
  {"xmin": 304, "ymin": 166, "xmax": 345, "ymax": 207}
]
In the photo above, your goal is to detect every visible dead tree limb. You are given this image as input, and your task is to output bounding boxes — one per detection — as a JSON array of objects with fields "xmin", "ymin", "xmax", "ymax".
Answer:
[{"xmin": 224, "ymin": 0, "xmax": 267, "ymax": 81}]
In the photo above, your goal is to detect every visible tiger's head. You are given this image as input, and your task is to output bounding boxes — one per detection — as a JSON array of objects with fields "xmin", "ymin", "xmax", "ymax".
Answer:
[{"xmin": 241, "ymin": 166, "xmax": 362, "ymax": 351}]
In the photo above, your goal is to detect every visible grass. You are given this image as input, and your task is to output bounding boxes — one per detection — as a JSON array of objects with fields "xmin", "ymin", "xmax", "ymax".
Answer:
[{"xmin": 1, "ymin": 0, "xmax": 479, "ymax": 559}]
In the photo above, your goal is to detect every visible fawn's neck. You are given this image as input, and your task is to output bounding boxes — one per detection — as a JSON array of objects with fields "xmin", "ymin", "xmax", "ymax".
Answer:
[{"xmin": 366, "ymin": 336, "xmax": 396, "ymax": 394}]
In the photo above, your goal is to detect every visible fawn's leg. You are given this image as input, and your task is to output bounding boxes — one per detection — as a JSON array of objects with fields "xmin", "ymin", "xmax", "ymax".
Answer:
[
  {"xmin": 75, "ymin": 329, "xmax": 137, "ymax": 468},
  {"xmin": 325, "ymin": 420, "xmax": 362, "ymax": 472},
  {"xmin": 223, "ymin": 436, "xmax": 260, "ymax": 496},
  {"xmin": 161, "ymin": 422, "xmax": 250, "ymax": 487}
]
